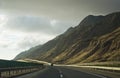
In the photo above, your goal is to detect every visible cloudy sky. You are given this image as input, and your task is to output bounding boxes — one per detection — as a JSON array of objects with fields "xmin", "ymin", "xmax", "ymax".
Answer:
[{"xmin": 0, "ymin": 0, "xmax": 120, "ymax": 60}]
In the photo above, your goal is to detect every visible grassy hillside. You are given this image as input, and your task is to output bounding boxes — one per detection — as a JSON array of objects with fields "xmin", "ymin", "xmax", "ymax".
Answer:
[
  {"xmin": 14, "ymin": 12, "xmax": 120, "ymax": 64},
  {"xmin": 65, "ymin": 27, "xmax": 120, "ymax": 64}
]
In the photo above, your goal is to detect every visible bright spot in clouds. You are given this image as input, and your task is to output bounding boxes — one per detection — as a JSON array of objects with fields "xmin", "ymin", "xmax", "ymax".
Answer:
[
  {"xmin": 0, "ymin": 14, "xmax": 7, "ymax": 22},
  {"xmin": 0, "ymin": 14, "xmax": 8, "ymax": 26},
  {"xmin": 50, "ymin": 20, "xmax": 57, "ymax": 26}
]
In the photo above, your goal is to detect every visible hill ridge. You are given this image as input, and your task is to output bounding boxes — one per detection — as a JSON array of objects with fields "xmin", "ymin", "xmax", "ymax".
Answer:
[{"xmin": 14, "ymin": 12, "xmax": 120, "ymax": 64}]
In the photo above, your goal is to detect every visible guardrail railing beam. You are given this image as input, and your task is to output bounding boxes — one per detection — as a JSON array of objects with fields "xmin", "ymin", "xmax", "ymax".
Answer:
[{"xmin": 0, "ymin": 66, "xmax": 44, "ymax": 78}]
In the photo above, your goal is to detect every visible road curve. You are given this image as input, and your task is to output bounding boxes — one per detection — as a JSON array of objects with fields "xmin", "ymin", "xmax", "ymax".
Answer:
[{"xmin": 16, "ymin": 66, "xmax": 107, "ymax": 78}]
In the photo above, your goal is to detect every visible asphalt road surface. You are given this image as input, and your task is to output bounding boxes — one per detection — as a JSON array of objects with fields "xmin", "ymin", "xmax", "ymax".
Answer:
[{"xmin": 16, "ymin": 66, "xmax": 107, "ymax": 78}]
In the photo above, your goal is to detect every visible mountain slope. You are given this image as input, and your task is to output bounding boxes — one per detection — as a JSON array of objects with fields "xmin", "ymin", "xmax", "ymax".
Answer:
[
  {"xmin": 64, "ymin": 27, "xmax": 120, "ymax": 64},
  {"xmin": 14, "ymin": 12, "xmax": 120, "ymax": 64}
]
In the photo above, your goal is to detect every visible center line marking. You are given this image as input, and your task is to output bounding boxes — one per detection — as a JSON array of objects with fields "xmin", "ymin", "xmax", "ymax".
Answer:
[
  {"xmin": 60, "ymin": 74, "xmax": 63, "ymax": 78},
  {"xmin": 58, "ymin": 69, "xmax": 63, "ymax": 78}
]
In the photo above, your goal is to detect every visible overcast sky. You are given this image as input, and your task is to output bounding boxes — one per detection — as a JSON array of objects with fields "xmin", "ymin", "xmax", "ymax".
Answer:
[{"xmin": 0, "ymin": 0, "xmax": 120, "ymax": 60}]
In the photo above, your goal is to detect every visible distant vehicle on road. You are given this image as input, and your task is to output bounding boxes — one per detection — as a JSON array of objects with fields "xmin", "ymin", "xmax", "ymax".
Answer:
[{"xmin": 51, "ymin": 63, "xmax": 54, "ymax": 66}]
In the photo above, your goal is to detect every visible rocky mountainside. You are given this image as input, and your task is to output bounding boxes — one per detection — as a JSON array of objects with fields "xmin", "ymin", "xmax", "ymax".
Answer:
[{"xmin": 14, "ymin": 12, "xmax": 120, "ymax": 64}]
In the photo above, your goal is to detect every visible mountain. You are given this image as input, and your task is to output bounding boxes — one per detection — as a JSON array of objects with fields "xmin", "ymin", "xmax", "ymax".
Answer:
[{"xmin": 14, "ymin": 12, "xmax": 120, "ymax": 64}]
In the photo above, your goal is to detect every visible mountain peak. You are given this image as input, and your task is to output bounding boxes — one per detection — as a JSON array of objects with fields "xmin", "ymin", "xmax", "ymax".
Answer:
[{"xmin": 79, "ymin": 15, "xmax": 104, "ymax": 27}]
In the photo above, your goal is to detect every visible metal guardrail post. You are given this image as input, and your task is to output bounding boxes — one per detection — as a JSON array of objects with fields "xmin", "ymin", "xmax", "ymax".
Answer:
[{"xmin": 0, "ymin": 71, "xmax": 1, "ymax": 77}]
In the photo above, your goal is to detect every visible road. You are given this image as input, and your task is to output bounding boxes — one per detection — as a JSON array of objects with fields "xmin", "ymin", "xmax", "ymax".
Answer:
[{"xmin": 16, "ymin": 66, "xmax": 107, "ymax": 78}]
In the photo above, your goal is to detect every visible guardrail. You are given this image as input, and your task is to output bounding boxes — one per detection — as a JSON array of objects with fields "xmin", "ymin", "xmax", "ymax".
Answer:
[
  {"xmin": 56, "ymin": 64, "xmax": 120, "ymax": 72},
  {"xmin": 0, "ymin": 66, "xmax": 44, "ymax": 78},
  {"xmin": 76, "ymin": 66, "xmax": 120, "ymax": 72}
]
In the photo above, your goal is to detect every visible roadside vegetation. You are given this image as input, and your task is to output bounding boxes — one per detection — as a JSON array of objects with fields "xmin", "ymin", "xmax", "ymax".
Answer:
[{"xmin": 77, "ymin": 61, "xmax": 120, "ymax": 67}]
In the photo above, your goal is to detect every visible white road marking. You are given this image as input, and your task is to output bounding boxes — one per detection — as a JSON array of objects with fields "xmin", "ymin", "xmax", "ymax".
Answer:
[
  {"xmin": 60, "ymin": 74, "xmax": 63, "ymax": 78},
  {"xmin": 58, "ymin": 70, "xmax": 64, "ymax": 78},
  {"xmin": 55, "ymin": 66, "xmax": 107, "ymax": 78},
  {"xmin": 59, "ymin": 70, "xmax": 62, "ymax": 74},
  {"xmin": 55, "ymin": 64, "xmax": 120, "ymax": 78}
]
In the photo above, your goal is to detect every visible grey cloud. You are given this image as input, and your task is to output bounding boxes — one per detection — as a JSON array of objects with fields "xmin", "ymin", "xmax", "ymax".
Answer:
[
  {"xmin": 0, "ymin": 44, "xmax": 9, "ymax": 48},
  {"xmin": 6, "ymin": 16, "xmax": 51, "ymax": 31},
  {"xmin": 51, "ymin": 21, "xmax": 76, "ymax": 34},
  {"xmin": 17, "ymin": 37, "xmax": 40, "ymax": 50},
  {"xmin": 82, "ymin": 0, "xmax": 120, "ymax": 14},
  {"xmin": 1, "ymin": 0, "xmax": 120, "ymax": 21},
  {"xmin": 5, "ymin": 16, "xmax": 73, "ymax": 35}
]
